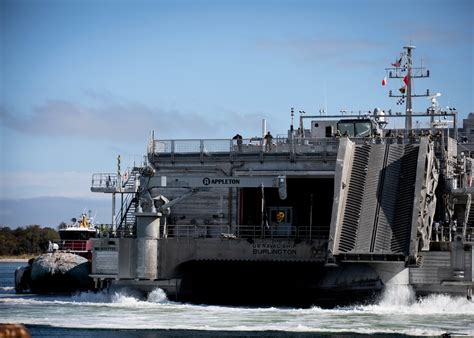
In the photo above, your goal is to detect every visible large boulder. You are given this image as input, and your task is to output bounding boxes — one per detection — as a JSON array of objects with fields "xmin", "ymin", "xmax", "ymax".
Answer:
[
  {"xmin": 15, "ymin": 263, "xmax": 32, "ymax": 293},
  {"xmin": 30, "ymin": 252, "xmax": 93, "ymax": 293}
]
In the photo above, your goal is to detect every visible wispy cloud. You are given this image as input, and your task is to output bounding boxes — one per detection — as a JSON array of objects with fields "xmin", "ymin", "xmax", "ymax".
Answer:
[
  {"xmin": 397, "ymin": 25, "xmax": 473, "ymax": 46},
  {"xmin": 0, "ymin": 99, "xmax": 155, "ymax": 141},
  {"xmin": 0, "ymin": 95, "xmax": 269, "ymax": 141},
  {"xmin": 257, "ymin": 36, "xmax": 386, "ymax": 66},
  {"xmin": 0, "ymin": 196, "xmax": 112, "ymax": 227},
  {"xmin": 0, "ymin": 171, "xmax": 106, "ymax": 200}
]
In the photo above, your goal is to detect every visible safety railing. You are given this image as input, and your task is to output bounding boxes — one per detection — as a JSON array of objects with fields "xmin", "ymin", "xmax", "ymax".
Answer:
[
  {"xmin": 148, "ymin": 135, "xmax": 434, "ymax": 160},
  {"xmin": 55, "ymin": 240, "xmax": 92, "ymax": 252},
  {"xmin": 91, "ymin": 173, "xmax": 119, "ymax": 191},
  {"xmin": 91, "ymin": 170, "xmax": 140, "ymax": 193},
  {"xmin": 148, "ymin": 137, "xmax": 338, "ymax": 158},
  {"xmin": 164, "ymin": 224, "xmax": 329, "ymax": 240}
]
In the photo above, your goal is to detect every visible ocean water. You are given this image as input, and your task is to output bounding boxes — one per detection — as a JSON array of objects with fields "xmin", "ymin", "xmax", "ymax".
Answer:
[{"xmin": 1, "ymin": 262, "xmax": 473, "ymax": 337}]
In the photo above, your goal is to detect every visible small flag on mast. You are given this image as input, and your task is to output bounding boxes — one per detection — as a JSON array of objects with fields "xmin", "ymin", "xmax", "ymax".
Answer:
[
  {"xmin": 391, "ymin": 57, "xmax": 402, "ymax": 68},
  {"xmin": 403, "ymin": 75, "xmax": 409, "ymax": 86},
  {"xmin": 382, "ymin": 77, "xmax": 387, "ymax": 86}
]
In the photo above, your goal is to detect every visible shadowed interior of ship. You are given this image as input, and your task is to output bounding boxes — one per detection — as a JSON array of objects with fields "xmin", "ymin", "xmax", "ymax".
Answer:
[
  {"xmin": 172, "ymin": 178, "xmax": 380, "ymax": 308},
  {"xmin": 239, "ymin": 178, "xmax": 334, "ymax": 238},
  {"xmin": 175, "ymin": 260, "xmax": 381, "ymax": 308}
]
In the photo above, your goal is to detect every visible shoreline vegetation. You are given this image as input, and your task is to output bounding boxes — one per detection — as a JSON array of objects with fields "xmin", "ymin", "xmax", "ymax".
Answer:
[{"xmin": 0, "ymin": 225, "xmax": 59, "ymax": 258}]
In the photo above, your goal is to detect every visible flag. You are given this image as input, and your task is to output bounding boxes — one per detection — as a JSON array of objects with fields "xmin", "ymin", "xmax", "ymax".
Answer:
[
  {"xmin": 403, "ymin": 75, "xmax": 409, "ymax": 86},
  {"xmin": 382, "ymin": 77, "xmax": 387, "ymax": 86},
  {"xmin": 399, "ymin": 86, "xmax": 406, "ymax": 94},
  {"xmin": 391, "ymin": 57, "xmax": 402, "ymax": 67}
]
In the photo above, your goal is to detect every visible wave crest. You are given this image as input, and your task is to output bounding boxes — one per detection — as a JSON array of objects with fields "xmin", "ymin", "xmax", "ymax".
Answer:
[
  {"xmin": 363, "ymin": 285, "xmax": 474, "ymax": 315},
  {"xmin": 147, "ymin": 288, "xmax": 168, "ymax": 303}
]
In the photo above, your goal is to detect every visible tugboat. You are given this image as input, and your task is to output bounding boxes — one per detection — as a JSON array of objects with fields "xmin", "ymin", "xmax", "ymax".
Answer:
[
  {"xmin": 14, "ymin": 211, "xmax": 97, "ymax": 294},
  {"xmin": 56, "ymin": 211, "xmax": 98, "ymax": 260}
]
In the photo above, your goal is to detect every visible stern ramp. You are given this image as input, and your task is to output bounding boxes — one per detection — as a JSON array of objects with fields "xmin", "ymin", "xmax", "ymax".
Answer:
[{"xmin": 327, "ymin": 137, "xmax": 438, "ymax": 265}]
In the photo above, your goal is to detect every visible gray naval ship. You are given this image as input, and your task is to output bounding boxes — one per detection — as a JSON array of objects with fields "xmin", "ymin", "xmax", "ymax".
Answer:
[{"xmin": 89, "ymin": 46, "xmax": 473, "ymax": 306}]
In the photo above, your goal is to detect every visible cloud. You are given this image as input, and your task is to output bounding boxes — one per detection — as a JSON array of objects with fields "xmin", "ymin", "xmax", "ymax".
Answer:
[
  {"xmin": 0, "ymin": 99, "xmax": 155, "ymax": 142},
  {"xmin": 0, "ymin": 171, "xmax": 107, "ymax": 200},
  {"xmin": 0, "ymin": 95, "xmax": 270, "ymax": 141},
  {"xmin": 0, "ymin": 196, "xmax": 112, "ymax": 228},
  {"xmin": 397, "ymin": 25, "xmax": 473, "ymax": 46},
  {"xmin": 257, "ymin": 37, "xmax": 386, "ymax": 66}
]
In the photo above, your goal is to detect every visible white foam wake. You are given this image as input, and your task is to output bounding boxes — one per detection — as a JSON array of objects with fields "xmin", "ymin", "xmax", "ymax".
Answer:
[
  {"xmin": 69, "ymin": 287, "xmax": 170, "ymax": 306},
  {"xmin": 378, "ymin": 284, "xmax": 416, "ymax": 306},
  {"xmin": 361, "ymin": 284, "xmax": 474, "ymax": 315},
  {"xmin": 147, "ymin": 288, "xmax": 168, "ymax": 303},
  {"xmin": 1, "ymin": 285, "xmax": 473, "ymax": 336},
  {"xmin": 0, "ymin": 286, "xmax": 14, "ymax": 292}
]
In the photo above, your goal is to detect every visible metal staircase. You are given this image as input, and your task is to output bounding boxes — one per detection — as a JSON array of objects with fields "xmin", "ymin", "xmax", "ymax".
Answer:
[
  {"xmin": 114, "ymin": 168, "xmax": 141, "ymax": 236},
  {"xmin": 115, "ymin": 194, "xmax": 138, "ymax": 236},
  {"xmin": 90, "ymin": 166, "xmax": 142, "ymax": 237},
  {"xmin": 466, "ymin": 201, "xmax": 474, "ymax": 240}
]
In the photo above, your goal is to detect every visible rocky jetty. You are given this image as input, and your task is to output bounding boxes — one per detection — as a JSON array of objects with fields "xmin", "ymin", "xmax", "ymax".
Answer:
[{"xmin": 15, "ymin": 252, "xmax": 93, "ymax": 293}]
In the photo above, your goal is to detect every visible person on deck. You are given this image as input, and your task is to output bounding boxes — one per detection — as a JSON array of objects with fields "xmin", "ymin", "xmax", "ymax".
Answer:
[
  {"xmin": 232, "ymin": 134, "xmax": 243, "ymax": 152},
  {"xmin": 264, "ymin": 132, "xmax": 273, "ymax": 151}
]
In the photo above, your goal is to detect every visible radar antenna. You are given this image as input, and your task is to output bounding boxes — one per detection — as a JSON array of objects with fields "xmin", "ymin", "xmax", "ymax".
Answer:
[{"xmin": 427, "ymin": 93, "xmax": 442, "ymax": 124}]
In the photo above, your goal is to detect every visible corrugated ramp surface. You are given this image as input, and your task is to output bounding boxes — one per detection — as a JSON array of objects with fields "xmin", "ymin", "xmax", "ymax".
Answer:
[{"xmin": 333, "ymin": 143, "xmax": 419, "ymax": 258}]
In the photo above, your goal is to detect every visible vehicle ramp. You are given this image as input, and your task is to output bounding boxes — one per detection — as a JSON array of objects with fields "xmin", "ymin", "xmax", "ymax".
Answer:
[{"xmin": 327, "ymin": 137, "xmax": 438, "ymax": 264}]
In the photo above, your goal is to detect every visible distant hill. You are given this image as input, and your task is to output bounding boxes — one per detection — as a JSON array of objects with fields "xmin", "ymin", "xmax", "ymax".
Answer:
[{"xmin": 0, "ymin": 197, "xmax": 111, "ymax": 228}]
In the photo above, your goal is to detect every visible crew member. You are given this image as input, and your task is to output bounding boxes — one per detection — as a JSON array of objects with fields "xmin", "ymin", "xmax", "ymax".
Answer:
[
  {"xmin": 264, "ymin": 131, "xmax": 273, "ymax": 151},
  {"xmin": 232, "ymin": 134, "xmax": 243, "ymax": 152}
]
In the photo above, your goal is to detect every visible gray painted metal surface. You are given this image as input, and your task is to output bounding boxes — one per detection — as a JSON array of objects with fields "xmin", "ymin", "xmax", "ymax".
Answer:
[
  {"xmin": 89, "ymin": 131, "xmax": 474, "ymax": 301},
  {"xmin": 328, "ymin": 139, "xmax": 435, "ymax": 261}
]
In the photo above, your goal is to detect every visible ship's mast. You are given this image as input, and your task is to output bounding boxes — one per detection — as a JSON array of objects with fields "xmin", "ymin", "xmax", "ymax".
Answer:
[
  {"xmin": 405, "ymin": 45, "xmax": 414, "ymax": 130},
  {"xmin": 387, "ymin": 45, "xmax": 430, "ymax": 130}
]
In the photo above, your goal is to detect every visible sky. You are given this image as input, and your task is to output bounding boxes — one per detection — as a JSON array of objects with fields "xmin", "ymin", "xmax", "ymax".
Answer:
[{"xmin": 0, "ymin": 0, "xmax": 473, "ymax": 227}]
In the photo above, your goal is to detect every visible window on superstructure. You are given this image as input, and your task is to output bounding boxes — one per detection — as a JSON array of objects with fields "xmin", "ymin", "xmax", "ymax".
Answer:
[
  {"xmin": 354, "ymin": 122, "xmax": 372, "ymax": 137},
  {"xmin": 337, "ymin": 122, "xmax": 355, "ymax": 137}
]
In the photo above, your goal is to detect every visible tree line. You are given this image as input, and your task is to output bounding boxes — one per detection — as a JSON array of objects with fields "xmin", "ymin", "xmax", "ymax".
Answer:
[{"xmin": 0, "ymin": 225, "xmax": 59, "ymax": 256}]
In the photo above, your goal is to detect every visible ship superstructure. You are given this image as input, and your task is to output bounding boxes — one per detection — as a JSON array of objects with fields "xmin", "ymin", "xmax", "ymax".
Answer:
[
  {"xmin": 54, "ymin": 211, "xmax": 97, "ymax": 258},
  {"xmin": 88, "ymin": 46, "xmax": 473, "ymax": 306}
]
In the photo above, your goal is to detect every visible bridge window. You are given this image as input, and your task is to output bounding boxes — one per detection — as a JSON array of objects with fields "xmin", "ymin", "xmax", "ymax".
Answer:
[
  {"xmin": 354, "ymin": 122, "xmax": 372, "ymax": 137},
  {"xmin": 337, "ymin": 123, "xmax": 355, "ymax": 137},
  {"xmin": 337, "ymin": 121, "xmax": 373, "ymax": 137}
]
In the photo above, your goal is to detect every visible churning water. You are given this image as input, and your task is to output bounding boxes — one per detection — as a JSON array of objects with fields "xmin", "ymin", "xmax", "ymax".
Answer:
[{"xmin": 1, "ymin": 262, "xmax": 473, "ymax": 336}]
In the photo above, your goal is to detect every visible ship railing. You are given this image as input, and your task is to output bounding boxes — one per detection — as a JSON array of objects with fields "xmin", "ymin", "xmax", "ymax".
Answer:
[
  {"xmin": 148, "ymin": 137, "xmax": 338, "ymax": 158},
  {"xmin": 148, "ymin": 136, "xmax": 429, "ymax": 160},
  {"xmin": 91, "ymin": 173, "xmax": 119, "ymax": 192},
  {"xmin": 54, "ymin": 240, "xmax": 91, "ymax": 252},
  {"xmin": 164, "ymin": 224, "xmax": 329, "ymax": 240}
]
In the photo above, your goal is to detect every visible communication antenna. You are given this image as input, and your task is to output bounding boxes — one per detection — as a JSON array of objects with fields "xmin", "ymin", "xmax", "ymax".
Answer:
[
  {"xmin": 323, "ymin": 80, "xmax": 327, "ymax": 115},
  {"xmin": 429, "ymin": 93, "xmax": 441, "ymax": 107},
  {"xmin": 290, "ymin": 107, "xmax": 294, "ymax": 133},
  {"xmin": 427, "ymin": 93, "xmax": 441, "ymax": 124},
  {"xmin": 386, "ymin": 45, "xmax": 430, "ymax": 130}
]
